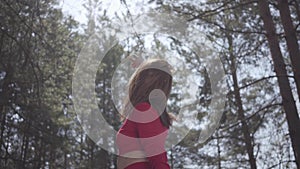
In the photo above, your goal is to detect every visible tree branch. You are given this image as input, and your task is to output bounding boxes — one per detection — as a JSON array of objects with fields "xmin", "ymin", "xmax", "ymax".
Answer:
[{"xmin": 220, "ymin": 101, "xmax": 282, "ymax": 132}]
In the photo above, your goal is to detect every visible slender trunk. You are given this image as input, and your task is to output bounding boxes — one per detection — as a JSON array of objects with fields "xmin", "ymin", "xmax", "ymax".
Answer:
[
  {"xmin": 277, "ymin": 0, "xmax": 300, "ymax": 102},
  {"xmin": 22, "ymin": 132, "xmax": 29, "ymax": 168},
  {"xmin": 0, "ymin": 64, "xmax": 13, "ymax": 167},
  {"xmin": 63, "ymin": 127, "xmax": 68, "ymax": 169},
  {"xmin": 0, "ymin": 106, "xmax": 6, "ymax": 166},
  {"xmin": 0, "ymin": 73, "xmax": 9, "ymax": 143},
  {"xmin": 49, "ymin": 140, "xmax": 55, "ymax": 169},
  {"xmin": 64, "ymin": 150, "xmax": 67, "ymax": 169},
  {"xmin": 170, "ymin": 149, "xmax": 174, "ymax": 169},
  {"xmin": 100, "ymin": 65, "xmax": 109, "ymax": 168},
  {"xmin": 20, "ymin": 121, "xmax": 31, "ymax": 168},
  {"xmin": 216, "ymin": 132, "xmax": 222, "ymax": 169},
  {"xmin": 20, "ymin": 133, "xmax": 26, "ymax": 167},
  {"xmin": 0, "ymin": 106, "xmax": 5, "ymax": 153},
  {"xmin": 226, "ymin": 33, "xmax": 257, "ymax": 169},
  {"xmin": 232, "ymin": 68, "xmax": 257, "ymax": 169},
  {"xmin": 41, "ymin": 140, "xmax": 46, "ymax": 168},
  {"xmin": 36, "ymin": 138, "xmax": 43, "ymax": 168},
  {"xmin": 258, "ymin": 0, "xmax": 300, "ymax": 167},
  {"xmin": 80, "ymin": 131, "xmax": 84, "ymax": 162},
  {"xmin": 90, "ymin": 140, "xmax": 94, "ymax": 169},
  {"xmin": 113, "ymin": 154, "xmax": 118, "ymax": 169}
]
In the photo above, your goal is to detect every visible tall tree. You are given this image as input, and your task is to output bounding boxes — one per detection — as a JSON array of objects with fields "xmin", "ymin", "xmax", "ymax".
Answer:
[
  {"xmin": 0, "ymin": 0, "xmax": 82, "ymax": 168},
  {"xmin": 277, "ymin": 0, "xmax": 300, "ymax": 102},
  {"xmin": 226, "ymin": 31, "xmax": 257, "ymax": 169},
  {"xmin": 149, "ymin": 0, "xmax": 298, "ymax": 168},
  {"xmin": 258, "ymin": 0, "xmax": 300, "ymax": 167}
]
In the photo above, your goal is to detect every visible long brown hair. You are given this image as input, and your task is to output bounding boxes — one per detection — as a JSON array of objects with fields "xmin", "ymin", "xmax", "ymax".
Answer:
[{"xmin": 122, "ymin": 59, "xmax": 173, "ymax": 128}]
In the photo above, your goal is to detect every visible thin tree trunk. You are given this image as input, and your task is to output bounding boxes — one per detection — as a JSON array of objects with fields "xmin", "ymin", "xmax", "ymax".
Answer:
[
  {"xmin": 49, "ymin": 140, "xmax": 55, "ymax": 169},
  {"xmin": 0, "ymin": 106, "xmax": 6, "ymax": 167},
  {"xmin": 227, "ymin": 32, "xmax": 257, "ymax": 169},
  {"xmin": 80, "ymin": 131, "xmax": 84, "ymax": 162},
  {"xmin": 216, "ymin": 131, "xmax": 222, "ymax": 169},
  {"xmin": 90, "ymin": 140, "xmax": 94, "ymax": 169},
  {"xmin": 36, "ymin": 138, "xmax": 43, "ymax": 168},
  {"xmin": 258, "ymin": 0, "xmax": 300, "ymax": 167},
  {"xmin": 22, "ymin": 132, "xmax": 29, "ymax": 168},
  {"xmin": 0, "ymin": 64, "xmax": 13, "ymax": 167},
  {"xmin": 0, "ymin": 106, "xmax": 5, "ymax": 152},
  {"xmin": 277, "ymin": 0, "xmax": 300, "ymax": 102},
  {"xmin": 64, "ymin": 149, "xmax": 67, "ymax": 169}
]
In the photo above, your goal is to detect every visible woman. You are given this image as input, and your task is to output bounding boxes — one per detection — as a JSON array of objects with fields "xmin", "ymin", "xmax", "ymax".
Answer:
[{"xmin": 116, "ymin": 58, "xmax": 173, "ymax": 169}]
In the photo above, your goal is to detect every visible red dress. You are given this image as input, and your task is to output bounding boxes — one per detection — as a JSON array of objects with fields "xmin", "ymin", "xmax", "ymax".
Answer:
[{"xmin": 116, "ymin": 102, "xmax": 170, "ymax": 169}]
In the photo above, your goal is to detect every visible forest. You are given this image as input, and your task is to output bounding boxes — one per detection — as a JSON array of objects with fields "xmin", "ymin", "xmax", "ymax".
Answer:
[{"xmin": 1, "ymin": 0, "xmax": 300, "ymax": 168}]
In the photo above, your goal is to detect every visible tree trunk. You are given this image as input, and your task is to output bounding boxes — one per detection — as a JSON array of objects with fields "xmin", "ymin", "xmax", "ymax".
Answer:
[
  {"xmin": 170, "ymin": 149, "xmax": 174, "ymax": 169},
  {"xmin": 227, "ymin": 33, "xmax": 257, "ymax": 169},
  {"xmin": 0, "ymin": 106, "xmax": 7, "ymax": 166},
  {"xmin": 0, "ymin": 64, "xmax": 13, "ymax": 167},
  {"xmin": 80, "ymin": 131, "xmax": 84, "ymax": 163},
  {"xmin": 64, "ymin": 149, "xmax": 67, "ymax": 169},
  {"xmin": 258, "ymin": 0, "xmax": 300, "ymax": 167},
  {"xmin": 22, "ymin": 132, "xmax": 29, "ymax": 168},
  {"xmin": 277, "ymin": 0, "xmax": 300, "ymax": 102},
  {"xmin": 216, "ymin": 132, "xmax": 222, "ymax": 169},
  {"xmin": 0, "ymin": 106, "xmax": 5, "ymax": 152}
]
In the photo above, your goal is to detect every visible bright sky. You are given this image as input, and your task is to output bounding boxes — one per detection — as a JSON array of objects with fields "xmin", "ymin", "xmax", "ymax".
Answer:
[
  {"xmin": 59, "ymin": 0, "xmax": 126, "ymax": 24},
  {"xmin": 60, "ymin": 0, "xmax": 87, "ymax": 23}
]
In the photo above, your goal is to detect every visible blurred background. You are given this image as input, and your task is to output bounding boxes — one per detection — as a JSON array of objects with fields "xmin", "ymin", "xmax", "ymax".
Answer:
[{"xmin": 1, "ymin": 0, "xmax": 300, "ymax": 168}]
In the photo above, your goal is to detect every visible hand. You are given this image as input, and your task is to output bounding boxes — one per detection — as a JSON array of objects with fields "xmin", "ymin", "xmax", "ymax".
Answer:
[{"xmin": 168, "ymin": 112, "xmax": 178, "ymax": 123}]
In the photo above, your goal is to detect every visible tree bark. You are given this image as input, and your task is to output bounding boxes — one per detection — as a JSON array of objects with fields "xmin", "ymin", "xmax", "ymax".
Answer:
[
  {"xmin": 277, "ymin": 0, "xmax": 300, "ymax": 102},
  {"xmin": 258, "ymin": 0, "xmax": 300, "ymax": 167}
]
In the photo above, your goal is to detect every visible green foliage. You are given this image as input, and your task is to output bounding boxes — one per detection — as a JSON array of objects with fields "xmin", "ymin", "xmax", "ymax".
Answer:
[{"xmin": 0, "ymin": 0, "xmax": 83, "ymax": 168}]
